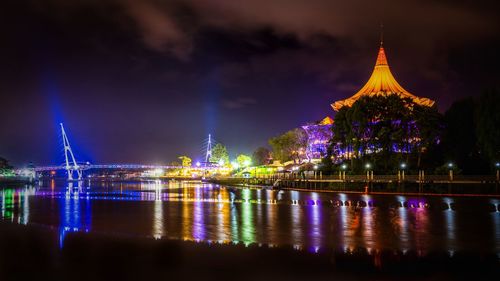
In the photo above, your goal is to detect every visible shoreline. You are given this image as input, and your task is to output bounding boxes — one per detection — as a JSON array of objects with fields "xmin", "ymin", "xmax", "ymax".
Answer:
[{"xmin": 207, "ymin": 178, "xmax": 500, "ymax": 197}]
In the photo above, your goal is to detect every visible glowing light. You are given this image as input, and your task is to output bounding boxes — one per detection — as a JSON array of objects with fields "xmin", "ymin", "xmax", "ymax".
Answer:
[
  {"xmin": 313, "ymin": 165, "xmax": 318, "ymax": 170},
  {"xmin": 448, "ymin": 163, "xmax": 453, "ymax": 168},
  {"xmin": 332, "ymin": 45, "xmax": 435, "ymax": 111},
  {"xmin": 231, "ymin": 162, "xmax": 239, "ymax": 169},
  {"xmin": 365, "ymin": 163, "xmax": 371, "ymax": 170},
  {"xmin": 243, "ymin": 160, "xmax": 251, "ymax": 167},
  {"xmin": 196, "ymin": 161, "xmax": 201, "ymax": 167},
  {"xmin": 218, "ymin": 159, "xmax": 225, "ymax": 166},
  {"xmin": 341, "ymin": 164, "xmax": 347, "ymax": 170},
  {"xmin": 400, "ymin": 163, "xmax": 407, "ymax": 169}
]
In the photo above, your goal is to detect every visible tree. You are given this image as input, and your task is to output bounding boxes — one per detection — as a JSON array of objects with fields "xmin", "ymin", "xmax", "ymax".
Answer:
[
  {"xmin": 236, "ymin": 154, "xmax": 252, "ymax": 167},
  {"xmin": 0, "ymin": 157, "xmax": 13, "ymax": 176},
  {"xmin": 210, "ymin": 143, "xmax": 229, "ymax": 165},
  {"xmin": 332, "ymin": 95, "xmax": 443, "ymax": 173},
  {"xmin": 268, "ymin": 128, "xmax": 307, "ymax": 163},
  {"xmin": 178, "ymin": 156, "xmax": 192, "ymax": 167},
  {"xmin": 476, "ymin": 89, "xmax": 500, "ymax": 165},
  {"xmin": 252, "ymin": 147, "xmax": 271, "ymax": 166},
  {"xmin": 413, "ymin": 104, "xmax": 443, "ymax": 168},
  {"xmin": 440, "ymin": 97, "xmax": 488, "ymax": 174}
]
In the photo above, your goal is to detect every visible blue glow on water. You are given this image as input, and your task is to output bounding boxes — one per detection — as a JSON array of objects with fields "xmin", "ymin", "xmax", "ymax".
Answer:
[{"xmin": 58, "ymin": 183, "xmax": 91, "ymax": 248}]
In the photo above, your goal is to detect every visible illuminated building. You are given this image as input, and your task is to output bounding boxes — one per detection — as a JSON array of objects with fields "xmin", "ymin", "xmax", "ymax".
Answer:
[
  {"xmin": 332, "ymin": 42, "xmax": 434, "ymax": 111},
  {"xmin": 302, "ymin": 117, "xmax": 333, "ymax": 160},
  {"xmin": 304, "ymin": 41, "xmax": 436, "ymax": 160}
]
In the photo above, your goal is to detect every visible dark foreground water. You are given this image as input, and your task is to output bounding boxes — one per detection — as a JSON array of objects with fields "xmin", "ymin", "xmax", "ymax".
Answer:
[
  {"xmin": 1, "ymin": 180, "xmax": 499, "ymax": 280},
  {"xmin": 0, "ymin": 178, "xmax": 500, "ymax": 281}
]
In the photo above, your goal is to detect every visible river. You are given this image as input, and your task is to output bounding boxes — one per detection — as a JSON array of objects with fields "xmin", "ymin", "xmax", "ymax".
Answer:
[{"xmin": 1, "ymin": 179, "xmax": 499, "ymax": 257}]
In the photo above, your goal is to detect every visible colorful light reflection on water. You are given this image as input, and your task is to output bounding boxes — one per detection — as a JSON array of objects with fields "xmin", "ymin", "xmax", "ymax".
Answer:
[{"xmin": 0, "ymin": 180, "xmax": 499, "ymax": 256}]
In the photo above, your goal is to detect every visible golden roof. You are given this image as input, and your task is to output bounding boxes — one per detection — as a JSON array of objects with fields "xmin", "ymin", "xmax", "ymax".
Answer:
[
  {"xmin": 332, "ymin": 45, "xmax": 435, "ymax": 111},
  {"xmin": 318, "ymin": 116, "xmax": 334, "ymax": 125}
]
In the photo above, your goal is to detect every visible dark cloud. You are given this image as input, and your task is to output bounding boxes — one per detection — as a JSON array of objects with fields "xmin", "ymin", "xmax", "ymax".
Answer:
[{"xmin": 0, "ymin": 0, "xmax": 499, "ymax": 165}]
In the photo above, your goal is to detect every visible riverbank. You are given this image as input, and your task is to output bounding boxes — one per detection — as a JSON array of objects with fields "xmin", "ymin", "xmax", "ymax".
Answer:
[
  {"xmin": 207, "ymin": 177, "xmax": 500, "ymax": 196},
  {"xmin": 0, "ymin": 222, "xmax": 498, "ymax": 281}
]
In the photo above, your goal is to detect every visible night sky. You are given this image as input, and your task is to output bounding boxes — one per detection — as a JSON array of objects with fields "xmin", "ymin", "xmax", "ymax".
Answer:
[{"xmin": 1, "ymin": 0, "xmax": 499, "ymax": 166}]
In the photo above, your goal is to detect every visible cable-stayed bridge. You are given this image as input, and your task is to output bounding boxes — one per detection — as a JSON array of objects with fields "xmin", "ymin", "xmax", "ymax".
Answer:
[
  {"xmin": 27, "ymin": 123, "xmax": 211, "ymax": 181},
  {"xmin": 34, "ymin": 164, "xmax": 189, "ymax": 172}
]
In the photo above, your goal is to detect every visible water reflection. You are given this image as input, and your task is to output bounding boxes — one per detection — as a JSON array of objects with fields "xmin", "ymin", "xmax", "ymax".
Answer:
[
  {"xmin": 153, "ymin": 180, "xmax": 163, "ymax": 239},
  {"xmin": 0, "ymin": 180, "xmax": 499, "ymax": 256},
  {"xmin": 241, "ymin": 189, "xmax": 255, "ymax": 245},
  {"xmin": 444, "ymin": 198, "xmax": 456, "ymax": 255},
  {"xmin": 1, "ymin": 186, "xmax": 35, "ymax": 224},
  {"xmin": 59, "ymin": 181, "xmax": 91, "ymax": 248}
]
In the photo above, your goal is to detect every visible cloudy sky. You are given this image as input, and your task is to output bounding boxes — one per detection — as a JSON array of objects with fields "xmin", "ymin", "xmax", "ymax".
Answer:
[{"xmin": 0, "ymin": 0, "xmax": 499, "ymax": 165}]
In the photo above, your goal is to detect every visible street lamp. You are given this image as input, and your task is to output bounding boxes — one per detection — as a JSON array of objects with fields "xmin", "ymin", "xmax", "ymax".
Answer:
[
  {"xmin": 399, "ymin": 163, "xmax": 407, "ymax": 181},
  {"xmin": 365, "ymin": 163, "xmax": 372, "ymax": 181},
  {"xmin": 448, "ymin": 162, "xmax": 454, "ymax": 181},
  {"xmin": 313, "ymin": 165, "xmax": 318, "ymax": 179},
  {"xmin": 340, "ymin": 163, "xmax": 347, "ymax": 181}
]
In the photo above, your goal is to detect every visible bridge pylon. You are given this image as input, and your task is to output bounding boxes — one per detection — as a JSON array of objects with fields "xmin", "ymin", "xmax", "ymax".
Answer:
[{"xmin": 60, "ymin": 123, "xmax": 83, "ymax": 181}]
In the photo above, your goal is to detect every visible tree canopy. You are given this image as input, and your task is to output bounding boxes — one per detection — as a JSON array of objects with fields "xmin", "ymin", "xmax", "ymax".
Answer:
[
  {"xmin": 268, "ymin": 128, "xmax": 307, "ymax": 163},
  {"xmin": 252, "ymin": 147, "xmax": 271, "ymax": 166},
  {"xmin": 236, "ymin": 154, "xmax": 252, "ymax": 167},
  {"xmin": 331, "ymin": 95, "xmax": 442, "ymax": 173},
  {"xmin": 210, "ymin": 143, "xmax": 229, "ymax": 165}
]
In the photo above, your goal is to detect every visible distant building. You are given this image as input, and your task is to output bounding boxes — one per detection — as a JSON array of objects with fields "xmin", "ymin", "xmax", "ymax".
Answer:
[{"xmin": 302, "ymin": 116, "xmax": 333, "ymax": 160}]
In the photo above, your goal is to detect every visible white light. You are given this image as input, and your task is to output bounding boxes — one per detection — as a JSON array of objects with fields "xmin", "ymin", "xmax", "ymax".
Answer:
[
  {"xmin": 341, "ymin": 164, "xmax": 347, "ymax": 170},
  {"xmin": 495, "ymin": 162, "xmax": 500, "ymax": 168},
  {"xmin": 244, "ymin": 160, "xmax": 251, "ymax": 167},
  {"xmin": 400, "ymin": 163, "xmax": 406, "ymax": 169},
  {"xmin": 365, "ymin": 163, "xmax": 371, "ymax": 169},
  {"xmin": 196, "ymin": 161, "xmax": 201, "ymax": 167},
  {"xmin": 218, "ymin": 159, "xmax": 225, "ymax": 166},
  {"xmin": 231, "ymin": 162, "xmax": 239, "ymax": 169},
  {"xmin": 448, "ymin": 163, "xmax": 453, "ymax": 168},
  {"xmin": 313, "ymin": 165, "xmax": 318, "ymax": 170}
]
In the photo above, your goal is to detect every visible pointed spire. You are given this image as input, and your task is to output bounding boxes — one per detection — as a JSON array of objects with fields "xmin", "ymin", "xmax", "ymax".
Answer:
[
  {"xmin": 375, "ymin": 23, "xmax": 388, "ymax": 66},
  {"xmin": 380, "ymin": 22, "xmax": 384, "ymax": 47},
  {"xmin": 375, "ymin": 46, "xmax": 388, "ymax": 66}
]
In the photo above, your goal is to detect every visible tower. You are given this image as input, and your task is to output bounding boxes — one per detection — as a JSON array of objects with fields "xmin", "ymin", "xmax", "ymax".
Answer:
[
  {"xmin": 205, "ymin": 134, "xmax": 212, "ymax": 166},
  {"xmin": 60, "ymin": 123, "xmax": 82, "ymax": 181}
]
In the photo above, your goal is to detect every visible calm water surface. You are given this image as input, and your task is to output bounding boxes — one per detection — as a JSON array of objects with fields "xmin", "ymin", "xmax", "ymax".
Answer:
[{"xmin": 1, "ymin": 180, "xmax": 499, "ymax": 256}]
